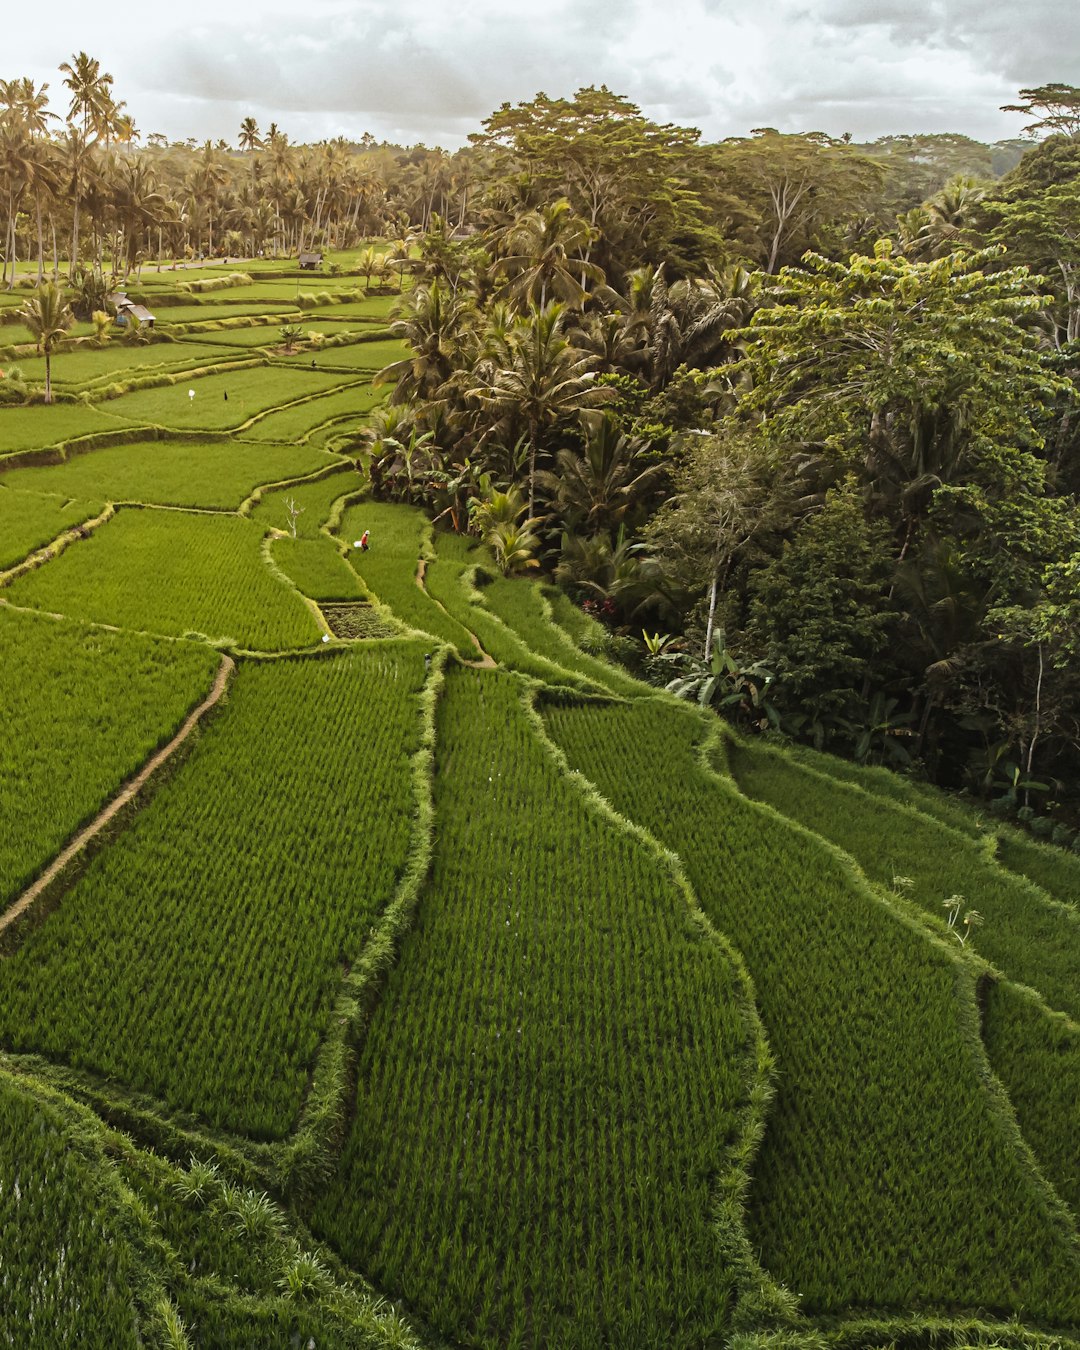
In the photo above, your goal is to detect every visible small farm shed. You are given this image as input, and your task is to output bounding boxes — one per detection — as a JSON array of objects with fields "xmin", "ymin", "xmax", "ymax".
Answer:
[
  {"xmin": 298, "ymin": 251, "xmax": 323, "ymax": 269},
  {"xmin": 109, "ymin": 294, "xmax": 155, "ymax": 329}
]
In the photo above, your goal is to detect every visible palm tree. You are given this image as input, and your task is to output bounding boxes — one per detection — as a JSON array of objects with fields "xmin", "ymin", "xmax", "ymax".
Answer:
[
  {"xmin": 493, "ymin": 199, "xmax": 604, "ymax": 311},
  {"xmin": 238, "ymin": 117, "xmax": 262, "ymax": 153},
  {"xmin": 19, "ymin": 282, "xmax": 74, "ymax": 403},
  {"xmin": 468, "ymin": 303, "xmax": 607, "ymax": 518},
  {"xmin": 375, "ymin": 280, "xmax": 475, "ymax": 403},
  {"xmin": 538, "ymin": 412, "xmax": 666, "ymax": 535},
  {"xmin": 59, "ymin": 126, "xmax": 95, "ymax": 278},
  {"xmin": 59, "ymin": 52, "xmax": 113, "ymax": 139}
]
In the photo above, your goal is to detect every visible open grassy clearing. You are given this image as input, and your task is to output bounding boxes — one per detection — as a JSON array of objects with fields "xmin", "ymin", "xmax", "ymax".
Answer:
[
  {"xmin": 0, "ymin": 645, "xmax": 427, "ymax": 1138},
  {"xmin": 543, "ymin": 696, "xmax": 1080, "ymax": 1321},
  {"xmin": 307, "ymin": 299, "xmax": 399, "ymax": 321},
  {"xmin": 0, "ymin": 603, "xmax": 219, "ymax": 914},
  {"xmin": 314, "ymin": 666, "xmax": 753, "ymax": 1350},
  {"xmin": 2, "ymin": 439, "xmax": 336, "ymax": 510},
  {"xmin": 0, "ymin": 319, "xmax": 96, "ymax": 349},
  {"xmin": 0, "ymin": 1073, "xmax": 138, "ymax": 1347},
  {"xmin": 336, "ymin": 501, "xmax": 478, "ymax": 656},
  {"xmin": 0, "ymin": 485, "xmax": 104, "ymax": 570},
  {"xmin": 727, "ymin": 738, "xmax": 1080, "ymax": 1020},
  {"xmin": 6, "ymin": 507, "xmax": 321, "ymax": 650}
]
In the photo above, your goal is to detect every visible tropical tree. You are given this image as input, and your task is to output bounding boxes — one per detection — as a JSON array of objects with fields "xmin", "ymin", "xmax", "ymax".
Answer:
[
  {"xmin": 467, "ymin": 303, "xmax": 607, "ymax": 517},
  {"xmin": 19, "ymin": 282, "xmax": 73, "ymax": 402},
  {"xmin": 493, "ymin": 198, "xmax": 603, "ymax": 310},
  {"xmin": 59, "ymin": 52, "xmax": 113, "ymax": 139},
  {"xmin": 238, "ymin": 117, "xmax": 262, "ymax": 153}
]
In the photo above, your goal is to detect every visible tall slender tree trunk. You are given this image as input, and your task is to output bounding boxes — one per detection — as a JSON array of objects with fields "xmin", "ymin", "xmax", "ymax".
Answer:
[
  {"xmin": 44, "ymin": 345, "xmax": 52, "ymax": 404},
  {"xmin": 35, "ymin": 197, "xmax": 45, "ymax": 283}
]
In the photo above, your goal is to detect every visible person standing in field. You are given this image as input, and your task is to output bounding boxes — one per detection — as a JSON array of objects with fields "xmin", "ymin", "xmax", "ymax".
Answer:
[{"xmin": 360, "ymin": 530, "xmax": 370, "ymax": 551}]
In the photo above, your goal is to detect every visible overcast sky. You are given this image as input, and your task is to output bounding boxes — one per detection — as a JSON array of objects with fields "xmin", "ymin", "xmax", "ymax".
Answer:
[{"xmin": 7, "ymin": 0, "xmax": 1077, "ymax": 148}]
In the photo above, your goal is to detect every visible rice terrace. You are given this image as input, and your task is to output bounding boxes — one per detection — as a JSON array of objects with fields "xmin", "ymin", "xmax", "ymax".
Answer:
[{"xmin": 2, "ymin": 38, "xmax": 1080, "ymax": 1350}]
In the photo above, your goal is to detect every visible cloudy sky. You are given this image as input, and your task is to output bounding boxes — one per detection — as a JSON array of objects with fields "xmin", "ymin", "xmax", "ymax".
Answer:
[{"xmin": 7, "ymin": 0, "xmax": 1077, "ymax": 147}]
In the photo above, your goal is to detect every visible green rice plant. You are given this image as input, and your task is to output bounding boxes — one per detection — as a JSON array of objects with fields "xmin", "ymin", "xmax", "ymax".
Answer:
[
  {"xmin": 0, "ymin": 1073, "xmax": 139, "ymax": 1347},
  {"xmin": 0, "ymin": 605, "xmax": 219, "ymax": 910},
  {"xmin": 982, "ymin": 978, "xmax": 1080, "ymax": 1218},
  {"xmin": 337, "ymin": 502, "xmax": 477, "ymax": 657},
  {"xmin": 424, "ymin": 535, "xmax": 602, "ymax": 686},
  {"xmin": 727, "ymin": 738, "xmax": 1080, "ymax": 1020},
  {"xmin": 245, "ymin": 465, "xmax": 359, "ymax": 534},
  {"xmin": 0, "ymin": 485, "xmax": 105, "ymax": 570},
  {"xmin": 0, "ymin": 401, "xmax": 133, "ymax": 458},
  {"xmin": 269, "ymin": 536, "xmax": 365, "ymax": 601},
  {"xmin": 6, "ymin": 507, "xmax": 322, "ymax": 650},
  {"xmin": 2, "ymin": 440, "xmax": 335, "ymax": 511},
  {"xmin": 312, "ymin": 667, "xmax": 752, "ymax": 1349},
  {"xmin": 154, "ymin": 303, "xmax": 296, "ymax": 325},
  {"xmin": 286, "ymin": 337, "xmax": 408, "ymax": 372},
  {"xmin": 995, "ymin": 828, "xmax": 1080, "ymax": 906},
  {"xmin": 781, "ymin": 741, "xmax": 989, "ymax": 839},
  {"xmin": 480, "ymin": 574, "xmax": 643, "ymax": 696},
  {"xmin": 103, "ymin": 366, "xmax": 361, "ymax": 433},
  {"xmin": 0, "ymin": 644, "xmax": 429, "ymax": 1137},
  {"xmin": 12, "ymin": 341, "xmax": 242, "ymax": 391},
  {"xmin": 242, "ymin": 381, "xmax": 383, "ymax": 443},
  {"xmin": 542, "ymin": 696, "xmax": 1080, "ymax": 1320}
]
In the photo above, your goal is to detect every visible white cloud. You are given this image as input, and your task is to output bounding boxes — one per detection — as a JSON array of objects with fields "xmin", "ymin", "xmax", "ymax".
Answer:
[{"xmin": 3, "ymin": 0, "xmax": 1075, "ymax": 147}]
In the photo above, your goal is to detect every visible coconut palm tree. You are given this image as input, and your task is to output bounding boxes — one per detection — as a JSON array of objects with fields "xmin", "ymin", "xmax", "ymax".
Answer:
[
  {"xmin": 19, "ymin": 282, "xmax": 74, "ymax": 403},
  {"xmin": 238, "ymin": 117, "xmax": 262, "ymax": 153},
  {"xmin": 59, "ymin": 52, "xmax": 113, "ymax": 139},
  {"xmin": 493, "ymin": 198, "xmax": 604, "ymax": 311},
  {"xmin": 468, "ymin": 303, "xmax": 607, "ymax": 517}
]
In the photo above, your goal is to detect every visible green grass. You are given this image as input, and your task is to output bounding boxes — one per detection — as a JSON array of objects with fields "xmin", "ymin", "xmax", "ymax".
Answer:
[
  {"xmin": 983, "ymin": 979, "xmax": 1080, "ymax": 1220},
  {"xmin": 246, "ymin": 466, "xmax": 359, "ymax": 534},
  {"xmin": 0, "ymin": 485, "xmax": 104, "ymax": 569},
  {"xmin": 6, "ymin": 507, "xmax": 321, "ymax": 650},
  {"xmin": 269, "ymin": 536, "xmax": 365, "ymax": 601},
  {"xmin": 0, "ymin": 1074, "xmax": 138, "ymax": 1347},
  {"xmin": 103, "ymin": 367, "xmax": 361, "ymax": 433},
  {"xmin": 727, "ymin": 737, "xmax": 1080, "ymax": 1020},
  {"xmin": 0, "ymin": 402, "xmax": 136, "ymax": 458},
  {"xmin": 2, "ymin": 440, "xmax": 336, "ymax": 510},
  {"xmin": 543, "ymin": 695, "xmax": 1080, "ymax": 1321},
  {"xmin": 242, "ymin": 381, "xmax": 383, "ymax": 443},
  {"xmin": 481, "ymin": 574, "xmax": 644, "ymax": 696},
  {"xmin": 313, "ymin": 667, "xmax": 751, "ymax": 1349},
  {"xmin": 13, "ymin": 341, "xmax": 244, "ymax": 389},
  {"xmin": 0, "ymin": 645, "xmax": 427, "ymax": 1137},
  {"xmin": 336, "ymin": 501, "xmax": 477, "ymax": 656},
  {"xmin": 0, "ymin": 604, "xmax": 219, "ymax": 911},
  {"xmin": 296, "ymin": 338, "xmax": 408, "ymax": 372},
  {"xmin": 996, "ymin": 829, "xmax": 1080, "ymax": 906}
]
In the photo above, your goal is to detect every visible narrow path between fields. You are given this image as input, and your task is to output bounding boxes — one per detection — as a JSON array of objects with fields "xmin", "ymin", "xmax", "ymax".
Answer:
[{"xmin": 0, "ymin": 654, "xmax": 235, "ymax": 939}]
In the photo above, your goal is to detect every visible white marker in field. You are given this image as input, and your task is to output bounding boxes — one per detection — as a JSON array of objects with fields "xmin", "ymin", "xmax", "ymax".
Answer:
[
  {"xmin": 353, "ymin": 540, "xmax": 362, "ymax": 549},
  {"xmin": 322, "ymin": 634, "xmax": 330, "ymax": 643},
  {"xmin": 188, "ymin": 388, "xmax": 195, "ymax": 401}
]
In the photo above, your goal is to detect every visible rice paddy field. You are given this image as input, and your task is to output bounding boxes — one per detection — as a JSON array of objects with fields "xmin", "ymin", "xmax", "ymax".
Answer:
[{"xmin": 4, "ymin": 267, "xmax": 1080, "ymax": 1350}]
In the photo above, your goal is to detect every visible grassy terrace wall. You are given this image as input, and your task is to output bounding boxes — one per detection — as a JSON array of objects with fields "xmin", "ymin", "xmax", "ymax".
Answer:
[
  {"xmin": 543, "ymin": 696, "xmax": 1080, "ymax": 1322},
  {"xmin": 313, "ymin": 667, "xmax": 754, "ymax": 1349}
]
